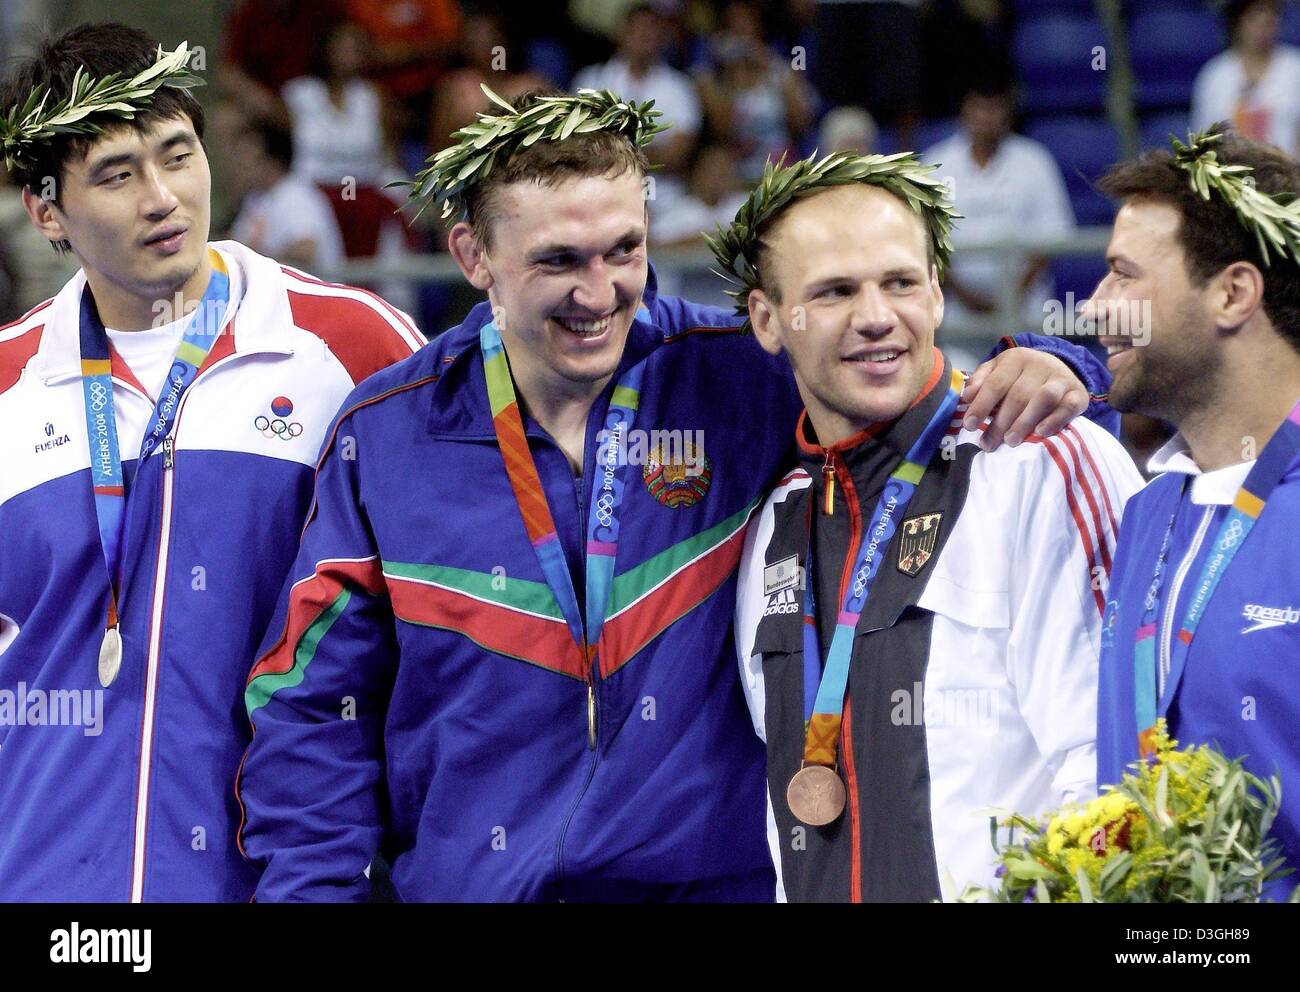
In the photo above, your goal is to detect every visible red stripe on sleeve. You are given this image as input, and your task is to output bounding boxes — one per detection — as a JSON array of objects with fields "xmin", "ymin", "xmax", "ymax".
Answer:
[{"xmin": 1041, "ymin": 436, "xmax": 1107, "ymax": 615}]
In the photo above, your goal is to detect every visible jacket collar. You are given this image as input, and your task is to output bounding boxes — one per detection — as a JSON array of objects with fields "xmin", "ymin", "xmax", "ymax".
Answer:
[
  {"xmin": 425, "ymin": 262, "xmax": 667, "ymax": 439},
  {"xmin": 33, "ymin": 239, "xmax": 297, "ymax": 386},
  {"xmin": 1148, "ymin": 433, "xmax": 1256, "ymax": 506},
  {"xmin": 794, "ymin": 346, "xmax": 950, "ymax": 475}
]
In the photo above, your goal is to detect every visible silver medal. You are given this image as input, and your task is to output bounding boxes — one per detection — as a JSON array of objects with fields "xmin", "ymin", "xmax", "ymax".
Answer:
[{"xmin": 98, "ymin": 626, "xmax": 122, "ymax": 688}]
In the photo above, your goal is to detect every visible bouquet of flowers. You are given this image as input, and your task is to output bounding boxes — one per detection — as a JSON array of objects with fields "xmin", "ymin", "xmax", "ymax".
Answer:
[{"xmin": 961, "ymin": 722, "xmax": 1292, "ymax": 902}]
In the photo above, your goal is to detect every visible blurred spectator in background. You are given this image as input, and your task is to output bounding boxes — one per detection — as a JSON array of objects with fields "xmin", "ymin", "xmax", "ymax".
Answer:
[
  {"xmin": 230, "ymin": 118, "xmax": 346, "ymax": 273},
  {"xmin": 346, "ymin": 0, "xmax": 462, "ymax": 140},
  {"xmin": 1192, "ymin": 0, "xmax": 1300, "ymax": 156},
  {"xmin": 924, "ymin": 76, "xmax": 1074, "ymax": 328},
  {"xmin": 279, "ymin": 23, "xmax": 418, "ymax": 309},
  {"xmin": 696, "ymin": 0, "xmax": 815, "ymax": 182},
  {"xmin": 284, "ymin": 22, "xmax": 398, "ymax": 188},
  {"xmin": 429, "ymin": 11, "xmax": 550, "ymax": 151},
  {"xmin": 573, "ymin": 3, "xmax": 701, "ymax": 216},
  {"xmin": 221, "ymin": 0, "xmax": 346, "ymax": 125},
  {"xmin": 813, "ymin": 0, "xmax": 921, "ymax": 147},
  {"xmin": 817, "ymin": 105, "xmax": 877, "ymax": 155},
  {"xmin": 650, "ymin": 144, "xmax": 748, "ymax": 247},
  {"xmin": 0, "ymin": 171, "xmax": 77, "ymax": 319}
]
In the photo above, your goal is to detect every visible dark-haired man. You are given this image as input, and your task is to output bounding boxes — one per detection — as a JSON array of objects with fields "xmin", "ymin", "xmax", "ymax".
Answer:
[
  {"xmin": 1092, "ymin": 130, "xmax": 1300, "ymax": 897},
  {"xmin": 229, "ymin": 117, "xmax": 344, "ymax": 273},
  {"xmin": 0, "ymin": 23, "xmax": 422, "ymax": 901},
  {"xmin": 236, "ymin": 87, "xmax": 1115, "ymax": 901}
]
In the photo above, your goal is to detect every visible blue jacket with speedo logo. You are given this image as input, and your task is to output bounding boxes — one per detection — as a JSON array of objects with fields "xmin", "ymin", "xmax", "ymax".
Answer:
[
  {"xmin": 235, "ymin": 269, "xmax": 1116, "ymax": 902},
  {"xmin": 1097, "ymin": 435, "xmax": 1300, "ymax": 900},
  {"xmin": 0, "ymin": 241, "xmax": 423, "ymax": 901}
]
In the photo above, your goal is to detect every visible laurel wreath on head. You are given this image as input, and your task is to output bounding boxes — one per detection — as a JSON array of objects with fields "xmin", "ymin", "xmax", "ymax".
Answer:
[
  {"xmin": 1172, "ymin": 127, "xmax": 1300, "ymax": 267},
  {"xmin": 395, "ymin": 83, "xmax": 669, "ymax": 223},
  {"xmin": 705, "ymin": 151, "xmax": 960, "ymax": 327},
  {"xmin": 0, "ymin": 42, "xmax": 203, "ymax": 174}
]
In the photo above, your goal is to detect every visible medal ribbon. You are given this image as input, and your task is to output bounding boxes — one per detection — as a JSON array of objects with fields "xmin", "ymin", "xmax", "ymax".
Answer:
[
  {"xmin": 79, "ymin": 246, "xmax": 231, "ymax": 632},
  {"xmin": 799, "ymin": 369, "xmax": 963, "ymax": 768},
  {"xmin": 1132, "ymin": 397, "xmax": 1300, "ymax": 756},
  {"xmin": 480, "ymin": 319, "xmax": 648, "ymax": 661}
]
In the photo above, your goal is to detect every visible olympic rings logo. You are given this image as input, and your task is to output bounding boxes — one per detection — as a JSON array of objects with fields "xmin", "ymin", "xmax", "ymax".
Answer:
[
  {"xmin": 1219, "ymin": 518, "xmax": 1244, "ymax": 550},
  {"xmin": 254, "ymin": 415, "xmax": 303, "ymax": 440},
  {"xmin": 595, "ymin": 491, "xmax": 616, "ymax": 527},
  {"xmin": 88, "ymin": 381, "xmax": 109, "ymax": 412},
  {"xmin": 852, "ymin": 567, "xmax": 869, "ymax": 599}
]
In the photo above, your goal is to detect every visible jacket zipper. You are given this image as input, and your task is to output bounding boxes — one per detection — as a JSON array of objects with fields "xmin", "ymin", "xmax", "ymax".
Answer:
[
  {"xmin": 554, "ymin": 440, "xmax": 601, "ymax": 895},
  {"xmin": 1157, "ymin": 504, "xmax": 1215, "ymax": 697},
  {"xmin": 127, "ymin": 351, "xmax": 247, "ymax": 902},
  {"xmin": 822, "ymin": 450, "xmax": 835, "ymax": 516}
]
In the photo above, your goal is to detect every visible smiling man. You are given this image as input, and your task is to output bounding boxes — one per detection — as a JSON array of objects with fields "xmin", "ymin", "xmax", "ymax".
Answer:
[
  {"xmin": 725, "ymin": 153, "xmax": 1143, "ymax": 901},
  {"xmin": 235, "ymin": 90, "xmax": 1116, "ymax": 901},
  {"xmin": 0, "ymin": 24, "xmax": 422, "ymax": 901},
  {"xmin": 1091, "ymin": 130, "xmax": 1300, "ymax": 898}
]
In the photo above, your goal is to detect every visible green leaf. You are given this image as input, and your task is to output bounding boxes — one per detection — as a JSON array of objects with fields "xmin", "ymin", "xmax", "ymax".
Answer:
[
  {"xmin": 1076, "ymin": 868, "xmax": 1095, "ymax": 903},
  {"xmin": 1099, "ymin": 852, "xmax": 1132, "ymax": 896},
  {"xmin": 480, "ymin": 83, "xmax": 516, "ymax": 113}
]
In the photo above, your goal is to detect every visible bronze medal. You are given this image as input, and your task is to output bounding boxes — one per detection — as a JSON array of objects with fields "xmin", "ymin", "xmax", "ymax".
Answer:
[
  {"xmin": 98, "ymin": 626, "xmax": 122, "ymax": 688},
  {"xmin": 786, "ymin": 763, "xmax": 846, "ymax": 826}
]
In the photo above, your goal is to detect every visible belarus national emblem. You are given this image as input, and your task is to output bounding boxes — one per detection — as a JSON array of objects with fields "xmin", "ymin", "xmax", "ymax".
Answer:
[
  {"xmin": 897, "ymin": 512, "xmax": 942, "ymax": 576},
  {"xmin": 643, "ymin": 441, "xmax": 711, "ymax": 508}
]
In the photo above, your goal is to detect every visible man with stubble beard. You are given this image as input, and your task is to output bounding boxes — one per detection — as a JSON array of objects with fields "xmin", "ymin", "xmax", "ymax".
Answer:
[{"xmin": 1091, "ymin": 128, "xmax": 1300, "ymax": 899}]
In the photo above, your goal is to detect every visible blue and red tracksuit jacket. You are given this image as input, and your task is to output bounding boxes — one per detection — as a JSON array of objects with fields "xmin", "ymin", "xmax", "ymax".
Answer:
[
  {"xmin": 0, "ymin": 241, "xmax": 422, "ymax": 901},
  {"xmin": 236, "ymin": 267, "xmax": 1115, "ymax": 902}
]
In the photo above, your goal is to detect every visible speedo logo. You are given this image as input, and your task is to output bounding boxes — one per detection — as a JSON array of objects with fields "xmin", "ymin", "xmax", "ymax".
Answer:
[
  {"xmin": 1241, "ymin": 603, "xmax": 1300, "ymax": 634},
  {"xmin": 764, "ymin": 588, "xmax": 799, "ymax": 617}
]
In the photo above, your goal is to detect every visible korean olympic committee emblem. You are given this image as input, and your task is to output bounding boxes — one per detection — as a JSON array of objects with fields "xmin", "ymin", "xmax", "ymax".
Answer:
[{"xmin": 897, "ymin": 512, "xmax": 942, "ymax": 576}]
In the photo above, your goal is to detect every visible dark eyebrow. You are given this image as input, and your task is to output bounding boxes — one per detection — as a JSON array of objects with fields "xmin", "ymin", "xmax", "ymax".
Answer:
[
  {"xmin": 85, "ymin": 129, "xmax": 196, "ymax": 179},
  {"xmin": 525, "ymin": 227, "xmax": 645, "ymax": 264},
  {"xmin": 1106, "ymin": 253, "xmax": 1139, "ymax": 272}
]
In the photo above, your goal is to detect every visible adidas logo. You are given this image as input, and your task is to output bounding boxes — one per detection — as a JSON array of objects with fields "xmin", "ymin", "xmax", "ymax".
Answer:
[{"xmin": 764, "ymin": 588, "xmax": 799, "ymax": 617}]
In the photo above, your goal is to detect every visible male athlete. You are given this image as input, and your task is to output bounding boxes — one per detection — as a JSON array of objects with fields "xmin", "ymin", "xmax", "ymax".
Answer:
[
  {"xmin": 727, "ymin": 152, "xmax": 1143, "ymax": 900},
  {"xmin": 0, "ymin": 23, "xmax": 421, "ymax": 901},
  {"xmin": 236, "ymin": 89, "xmax": 1114, "ymax": 900}
]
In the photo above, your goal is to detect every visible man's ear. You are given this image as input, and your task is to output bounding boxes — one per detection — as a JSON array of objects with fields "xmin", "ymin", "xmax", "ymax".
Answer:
[
  {"xmin": 1212, "ymin": 260, "xmax": 1265, "ymax": 332},
  {"xmin": 448, "ymin": 221, "xmax": 493, "ymax": 292},
  {"xmin": 930, "ymin": 264, "xmax": 945, "ymax": 329},
  {"xmin": 22, "ymin": 185, "xmax": 68, "ymax": 245},
  {"xmin": 748, "ymin": 288, "xmax": 784, "ymax": 357}
]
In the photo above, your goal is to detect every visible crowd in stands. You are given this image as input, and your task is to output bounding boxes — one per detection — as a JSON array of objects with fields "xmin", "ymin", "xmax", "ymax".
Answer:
[{"xmin": 3, "ymin": 0, "xmax": 1300, "ymax": 341}]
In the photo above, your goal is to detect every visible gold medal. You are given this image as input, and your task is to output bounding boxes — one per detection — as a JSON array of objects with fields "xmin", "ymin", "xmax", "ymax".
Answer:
[
  {"xmin": 786, "ymin": 763, "xmax": 846, "ymax": 826},
  {"xmin": 98, "ymin": 626, "xmax": 122, "ymax": 688}
]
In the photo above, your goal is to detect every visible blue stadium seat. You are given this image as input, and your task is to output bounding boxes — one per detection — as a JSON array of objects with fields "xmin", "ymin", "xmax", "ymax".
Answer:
[
  {"xmin": 1024, "ymin": 116, "xmax": 1120, "ymax": 226},
  {"xmin": 914, "ymin": 117, "xmax": 958, "ymax": 152},
  {"xmin": 1283, "ymin": 2, "xmax": 1300, "ymax": 45},
  {"xmin": 874, "ymin": 124, "xmax": 899, "ymax": 155},
  {"xmin": 1012, "ymin": 14, "xmax": 1108, "ymax": 113},
  {"xmin": 1140, "ymin": 111, "xmax": 1192, "ymax": 150},
  {"xmin": 1128, "ymin": 8, "xmax": 1226, "ymax": 109},
  {"xmin": 1049, "ymin": 255, "xmax": 1109, "ymax": 313},
  {"xmin": 399, "ymin": 138, "xmax": 430, "ymax": 178},
  {"xmin": 526, "ymin": 37, "xmax": 572, "ymax": 89}
]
